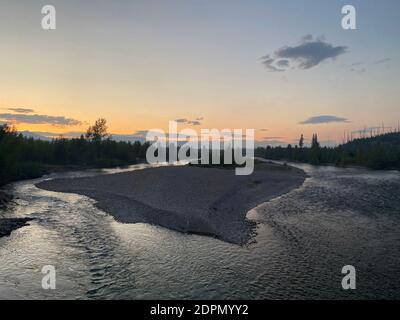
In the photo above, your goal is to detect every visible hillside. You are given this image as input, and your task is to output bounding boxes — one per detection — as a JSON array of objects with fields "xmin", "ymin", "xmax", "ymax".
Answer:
[
  {"xmin": 340, "ymin": 132, "xmax": 400, "ymax": 169},
  {"xmin": 258, "ymin": 132, "xmax": 400, "ymax": 170}
]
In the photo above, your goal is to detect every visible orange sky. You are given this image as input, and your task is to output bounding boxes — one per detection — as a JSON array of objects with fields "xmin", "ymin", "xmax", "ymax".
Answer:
[{"xmin": 1, "ymin": 1, "xmax": 399, "ymax": 146}]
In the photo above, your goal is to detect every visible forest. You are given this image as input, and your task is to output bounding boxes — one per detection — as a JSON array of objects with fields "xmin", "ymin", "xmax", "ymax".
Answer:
[
  {"xmin": 0, "ymin": 119, "xmax": 149, "ymax": 186},
  {"xmin": 2, "ymin": 121, "xmax": 400, "ymax": 188},
  {"xmin": 255, "ymin": 132, "xmax": 400, "ymax": 170}
]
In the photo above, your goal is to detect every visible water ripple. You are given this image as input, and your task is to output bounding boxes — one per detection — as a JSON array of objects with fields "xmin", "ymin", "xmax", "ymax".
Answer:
[{"xmin": 1, "ymin": 163, "xmax": 400, "ymax": 299}]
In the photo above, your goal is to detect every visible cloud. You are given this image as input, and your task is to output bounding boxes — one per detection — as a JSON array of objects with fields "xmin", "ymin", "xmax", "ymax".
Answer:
[
  {"xmin": 175, "ymin": 118, "xmax": 188, "ymax": 123},
  {"xmin": 374, "ymin": 58, "xmax": 391, "ymax": 65},
  {"xmin": 0, "ymin": 113, "xmax": 82, "ymax": 126},
  {"xmin": 276, "ymin": 59, "xmax": 289, "ymax": 67},
  {"xmin": 299, "ymin": 115, "xmax": 349, "ymax": 125},
  {"xmin": 347, "ymin": 58, "xmax": 391, "ymax": 73},
  {"xmin": 301, "ymin": 34, "xmax": 313, "ymax": 42},
  {"xmin": 349, "ymin": 66, "xmax": 366, "ymax": 74},
  {"xmin": 262, "ymin": 35, "xmax": 348, "ymax": 72},
  {"xmin": 3, "ymin": 107, "xmax": 35, "ymax": 114},
  {"xmin": 347, "ymin": 62, "xmax": 366, "ymax": 73},
  {"xmin": 187, "ymin": 120, "xmax": 201, "ymax": 126},
  {"xmin": 174, "ymin": 117, "xmax": 203, "ymax": 126},
  {"xmin": 262, "ymin": 55, "xmax": 285, "ymax": 72}
]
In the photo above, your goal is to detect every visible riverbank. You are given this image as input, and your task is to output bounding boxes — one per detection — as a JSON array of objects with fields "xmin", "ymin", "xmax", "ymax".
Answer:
[
  {"xmin": 1, "ymin": 191, "xmax": 34, "ymax": 238},
  {"xmin": 0, "ymin": 191, "xmax": 12, "ymax": 209},
  {"xmin": 0, "ymin": 161, "xmax": 146, "ymax": 206},
  {"xmin": 37, "ymin": 162, "xmax": 306, "ymax": 245},
  {"xmin": 0, "ymin": 218, "xmax": 34, "ymax": 238},
  {"xmin": 0, "ymin": 163, "xmax": 145, "ymax": 238}
]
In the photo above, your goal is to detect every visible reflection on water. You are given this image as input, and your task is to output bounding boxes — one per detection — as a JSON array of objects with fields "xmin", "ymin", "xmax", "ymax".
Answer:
[{"xmin": 1, "ymin": 163, "xmax": 400, "ymax": 299}]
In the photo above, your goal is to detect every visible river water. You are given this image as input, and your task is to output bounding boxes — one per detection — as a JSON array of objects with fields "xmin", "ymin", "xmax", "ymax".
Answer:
[{"xmin": 0, "ymin": 163, "xmax": 400, "ymax": 299}]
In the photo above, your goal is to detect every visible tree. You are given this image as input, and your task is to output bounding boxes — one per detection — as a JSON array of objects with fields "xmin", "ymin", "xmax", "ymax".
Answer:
[
  {"xmin": 311, "ymin": 134, "xmax": 320, "ymax": 149},
  {"xmin": 0, "ymin": 121, "xmax": 150, "ymax": 187},
  {"xmin": 299, "ymin": 134, "xmax": 304, "ymax": 148},
  {"xmin": 86, "ymin": 118, "xmax": 110, "ymax": 142},
  {"xmin": 310, "ymin": 134, "xmax": 321, "ymax": 165},
  {"xmin": 0, "ymin": 123, "xmax": 17, "ymax": 138}
]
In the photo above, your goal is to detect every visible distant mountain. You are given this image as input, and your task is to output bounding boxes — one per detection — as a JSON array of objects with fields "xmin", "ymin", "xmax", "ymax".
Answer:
[
  {"xmin": 19, "ymin": 131, "xmax": 52, "ymax": 141},
  {"xmin": 111, "ymin": 134, "xmax": 146, "ymax": 143},
  {"xmin": 19, "ymin": 131, "xmax": 146, "ymax": 143}
]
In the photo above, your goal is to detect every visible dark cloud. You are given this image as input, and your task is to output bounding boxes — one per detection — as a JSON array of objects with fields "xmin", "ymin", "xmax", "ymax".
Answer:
[
  {"xmin": 187, "ymin": 120, "xmax": 201, "ymax": 126},
  {"xmin": 299, "ymin": 115, "xmax": 349, "ymax": 125},
  {"xmin": 0, "ymin": 113, "xmax": 82, "ymax": 126},
  {"xmin": 3, "ymin": 108, "xmax": 35, "ymax": 114},
  {"xmin": 276, "ymin": 59, "xmax": 289, "ymax": 67},
  {"xmin": 301, "ymin": 34, "xmax": 313, "ymax": 42},
  {"xmin": 262, "ymin": 35, "xmax": 348, "ymax": 72},
  {"xmin": 262, "ymin": 55, "xmax": 285, "ymax": 72},
  {"xmin": 276, "ymin": 39, "xmax": 347, "ymax": 69},
  {"xmin": 175, "ymin": 118, "xmax": 188, "ymax": 123},
  {"xmin": 174, "ymin": 117, "xmax": 203, "ymax": 126}
]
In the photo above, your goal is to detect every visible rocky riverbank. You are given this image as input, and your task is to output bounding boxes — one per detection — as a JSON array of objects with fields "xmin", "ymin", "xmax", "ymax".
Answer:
[{"xmin": 37, "ymin": 162, "xmax": 306, "ymax": 245}]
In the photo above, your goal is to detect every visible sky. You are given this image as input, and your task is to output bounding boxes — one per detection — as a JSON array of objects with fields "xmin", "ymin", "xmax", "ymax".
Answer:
[{"xmin": 0, "ymin": 0, "xmax": 399, "ymax": 146}]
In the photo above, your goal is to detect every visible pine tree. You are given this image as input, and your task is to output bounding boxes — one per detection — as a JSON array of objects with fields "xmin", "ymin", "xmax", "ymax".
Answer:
[
  {"xmin": 299, "ymin": 134, "xmax": 304, "ymax": 148},
  {"xmin": 311, "ymin": 134, "xmax": 320, "ymax": 149}
]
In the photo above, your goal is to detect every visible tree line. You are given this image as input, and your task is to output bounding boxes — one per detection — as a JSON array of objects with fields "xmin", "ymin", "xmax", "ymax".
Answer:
[
  {"xmin": 255, "ymin": 132, "xmax": 400, "ymax": 170},
  {"xmin": 0, "ymin": 119, "xmax": 149, "ymax": 186}
]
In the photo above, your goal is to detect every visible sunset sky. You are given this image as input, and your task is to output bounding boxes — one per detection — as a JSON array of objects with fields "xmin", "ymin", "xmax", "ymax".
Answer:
[{"xmin": 1, "ymin": 0, "xmax": 399, "ymax": 146}]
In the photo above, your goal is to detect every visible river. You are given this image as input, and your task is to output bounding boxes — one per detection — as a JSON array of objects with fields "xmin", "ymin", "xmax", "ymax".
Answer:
[{"xmin": 0, "ymin": 163, "xmax": 399, "ymax": 299}]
